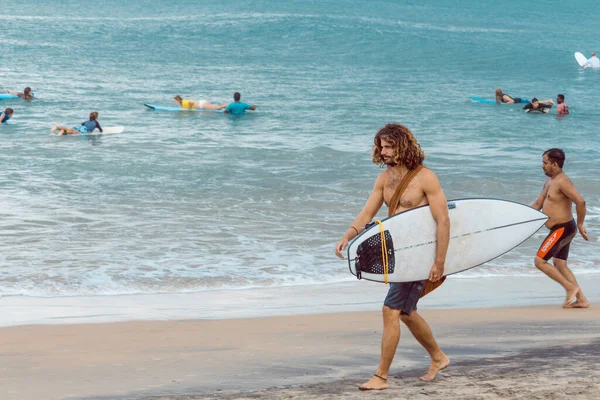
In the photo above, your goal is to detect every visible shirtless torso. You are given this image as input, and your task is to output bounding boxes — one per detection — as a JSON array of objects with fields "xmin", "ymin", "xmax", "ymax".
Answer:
[
  {"xmin": 536, "ymin": 172, "xmax": 575, "ymax": 228},
  {"xmin": 382, "ymin": 167, "xmax": 429, "ymax": 213}
]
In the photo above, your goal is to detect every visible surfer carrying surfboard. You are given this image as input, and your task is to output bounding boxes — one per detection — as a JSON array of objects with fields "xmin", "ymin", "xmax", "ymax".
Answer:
[
  {"xmin": 531, "ymin": 148, "xmax": 589, "ymax": 309},
  {"xmin": 335, "ymin": 123, "xmax": 450, "ymax": 391},
  {"xmin": 173, "ymin": 95, "xmax": 227, "ymax": 111}
]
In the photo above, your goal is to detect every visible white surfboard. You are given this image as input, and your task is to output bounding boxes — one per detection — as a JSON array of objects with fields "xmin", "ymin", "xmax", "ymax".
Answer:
[
  {"xmin": 52, "ymin": 126, "xmax": 125, "ymax": 136},
  {"xmin": 92, "ymin": 126, "xmax": 124, "ymax": 135},
  {"xmin": 575, "ymin": 52, "xmax": 588, "ymax": 67},
  {"xmin": 347, "ymin": 198, "xmax": 548, "ymax": 283}
]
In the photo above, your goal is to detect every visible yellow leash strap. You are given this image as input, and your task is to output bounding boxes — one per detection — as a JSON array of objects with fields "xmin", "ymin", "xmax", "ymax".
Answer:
[{"xmin": 375, "ymin": 220, "xmax": 389, "ymax": 284}]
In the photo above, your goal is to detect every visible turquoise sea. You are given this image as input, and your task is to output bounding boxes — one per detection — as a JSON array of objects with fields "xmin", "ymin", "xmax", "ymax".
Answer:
[{"xmin": 0, "ymin": 1, "xmax": 599, "ymax": 317}]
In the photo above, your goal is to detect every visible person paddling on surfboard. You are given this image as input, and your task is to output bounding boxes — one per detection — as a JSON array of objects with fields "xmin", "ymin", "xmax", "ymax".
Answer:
[
  {"xmin": 173, "ymin": 95, "xmax": 227, "ymax": 111},
  {"xmin": 335, "ymin": 123, "xmax": 450, "ymax": 391},
  {"xmin": 51, "ymin": 111, "xmax": 103, "ymax": 136},
  {"xmin": 1, "ymin": 108, "xmax": 14, "ymax": 124},
  {"xmin": 223, "ymin": 92, "xmax": 256, "ymax": 115},
  {"xmin": 1, "ymin": 87, "xmax": 33, "ymax": 101},
  {"xmin": 494, "ymin": 88, "xmax": 527, "ymax": 104},
  {"xmin": 531, "ymin": 148, "xmax": 589, "ymax": 309},
  {"xmin": 523, "ymin": 98, "xmax": 554, "ymax": 114}
]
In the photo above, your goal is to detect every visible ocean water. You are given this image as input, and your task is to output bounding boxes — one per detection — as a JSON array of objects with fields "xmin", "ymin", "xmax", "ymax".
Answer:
[{"xmin": 0, "ymin": 0, "xmax": 599, "ymax": 300}]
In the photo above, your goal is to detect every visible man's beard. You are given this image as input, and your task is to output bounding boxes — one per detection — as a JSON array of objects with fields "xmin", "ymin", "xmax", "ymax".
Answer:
[{"xmin": 383, "ymin": 157, "xmax": 397, "ymax": 167}]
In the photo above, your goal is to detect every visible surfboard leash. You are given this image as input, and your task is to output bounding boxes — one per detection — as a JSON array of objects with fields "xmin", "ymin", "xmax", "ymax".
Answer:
[{"xmin": 375, "ymin": 220, "xmax": 389, "ymax": 284}]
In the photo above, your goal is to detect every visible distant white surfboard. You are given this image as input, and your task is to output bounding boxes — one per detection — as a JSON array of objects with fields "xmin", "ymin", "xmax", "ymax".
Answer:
[
  {"xmin": 93, "ymin": 126, "xmax": 124, "ymax": 135},
  {"xmin": 51, "ymin": 126, "xmax": 124, "ymax": 136},
  {"xmin": 575, "ymin": 52, "xmax": 588, "ymax": 67},
  {"xmin": 347, "ymin": 198, "xmax": 547, "ymax": 283}
]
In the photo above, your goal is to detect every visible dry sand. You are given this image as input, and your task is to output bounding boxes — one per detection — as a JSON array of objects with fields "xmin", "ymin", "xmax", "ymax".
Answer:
[{"xmin": 1, "ymin": 306, "xmax": 599, "ymax": 400}]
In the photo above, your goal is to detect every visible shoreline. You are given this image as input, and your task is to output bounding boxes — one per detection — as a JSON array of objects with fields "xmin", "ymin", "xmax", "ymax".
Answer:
[
  {"xmin": 2, "ymin": 305, "xmax": 599, "ymax": 400},
  {"xmin": 2, "ymin": 272, "xmax": 600, "ymax": 327}
]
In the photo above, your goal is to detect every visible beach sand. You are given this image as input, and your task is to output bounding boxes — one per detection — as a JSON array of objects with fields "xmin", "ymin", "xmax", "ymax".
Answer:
[{"xmin": 2, "ymin": 305, "xmax": 599, "ymax": 400}]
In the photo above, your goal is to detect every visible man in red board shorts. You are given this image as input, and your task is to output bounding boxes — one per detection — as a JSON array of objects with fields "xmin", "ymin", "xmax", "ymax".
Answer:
[{"xmin": 531, "ymin": 148, "xmax": 589, "ymax": 308}]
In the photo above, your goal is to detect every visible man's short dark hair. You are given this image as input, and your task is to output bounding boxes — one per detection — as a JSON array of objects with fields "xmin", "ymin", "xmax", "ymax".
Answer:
[
  {"xmin": 531, "ymin": 97, "xmax": 539, "ymax": 103},
  {"xmin": 557, "ymin": 94, "xmax": 565, "ymax": 101},
  {"xmin": 544, "ymin": 148, "xmax": 565, "ymax": 168},
  {"xmin": 234, "ymin": 92, "xmax": 241, "ymax": 101}
]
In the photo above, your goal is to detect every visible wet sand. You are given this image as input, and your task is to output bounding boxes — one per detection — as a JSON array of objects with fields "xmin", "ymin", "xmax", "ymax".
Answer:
[{"xmin": 2, "ymin": 305, "xmax": 599, "ymax": 400}]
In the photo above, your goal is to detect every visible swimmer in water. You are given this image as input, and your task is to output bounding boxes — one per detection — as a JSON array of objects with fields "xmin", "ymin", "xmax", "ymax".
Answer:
[{"xmin": 1, "ymin": 108, "xmax": 14, "ymax": 124}]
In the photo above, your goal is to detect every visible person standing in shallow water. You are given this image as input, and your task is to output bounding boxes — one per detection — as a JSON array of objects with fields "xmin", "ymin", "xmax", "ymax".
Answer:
[
  {"xmin": 531, "ymin": 148, "xmax": 589, "ymax": 309},
  {"xmin": 335, "ymin": 123, "xmax": 450, "ymax": 391}
]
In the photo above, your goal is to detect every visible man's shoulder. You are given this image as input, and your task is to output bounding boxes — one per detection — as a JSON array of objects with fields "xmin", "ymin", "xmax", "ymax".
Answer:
[{"xmin": 415, "ymin": 166, "xmax": 436, "ymax": 179}]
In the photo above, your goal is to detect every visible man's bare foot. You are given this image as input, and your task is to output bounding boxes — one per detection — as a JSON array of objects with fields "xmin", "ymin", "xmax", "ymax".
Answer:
[
  {"xmin": 359, "ymin": 374, "xmax": 389, "ymax": 391},
  {"xmin": 562, "ymin": 287, "xmax": 580, "ymax": 308},
  {"xmin": 566, "ymin": 301, "xmax": 590, "ymax": 309},
  {"xmin": 420, "ymin": 354, "xmax": 450, "ymax": 381}
]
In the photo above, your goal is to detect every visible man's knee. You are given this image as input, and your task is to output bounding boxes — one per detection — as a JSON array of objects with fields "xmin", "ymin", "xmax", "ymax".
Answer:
[
  {"xmin": 382, "ymin": 305, "xmax": 401, "ymax": 323},
  {"xmin": 534, "ymin": 256, "xmax": 547, "ymax": 269},
  {"xmin": 399, "ymin": 310, "xmax": 418, "ymax": 325},
  {"xmin": 553, "ymin": 258, "xmax": 568, "ymax": 270}
]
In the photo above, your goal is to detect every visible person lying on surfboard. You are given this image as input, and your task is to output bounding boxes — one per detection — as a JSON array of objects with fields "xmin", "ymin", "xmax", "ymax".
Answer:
[
  {"xmin": 523, "ymin": 98, "xmax": 554, "ymax": 114},
  {"xmin": 173, "ymin": 95, "xmax": 227, "ymax": 111},
  {"xmin": 51, "ymin": 111, "xmax": 103, "ymax": 136},
  {"xmin": 495, "ymin": 88, "xmax": 526, "ymax": 104},
  {"xmin": 335, "ymin": 123, "xmax": 450, "ymax": 391},
  {"xmin": 1, "ymin": 87, "xmax": 33, "ymax": 101},
  {"xmin": 1, "ymin": 108, "xmax": 14, "ymax": 124}
]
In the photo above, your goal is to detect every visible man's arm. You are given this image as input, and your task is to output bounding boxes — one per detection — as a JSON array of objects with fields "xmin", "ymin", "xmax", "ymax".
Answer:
[
  {"xmin": 531, "ymin": 182, "xmax": 547, "ymax": 211},
  {"xmin": 560, "ymin": 178, "xmax": 588, "ymax": 240},
  {"xmin": 334, "ymin": 173, "xmax": 385, "ymax": 258},
  {"xmin": 538, "ymin": 99, "xmax": 555, "ymax": 105},
  {"xmin": 503, "ymin": 95, "xmax": 515, "ymax": 104},
  {"xmin": 421, "ymin": 169, "xmax": 450, "ymax": 282}
]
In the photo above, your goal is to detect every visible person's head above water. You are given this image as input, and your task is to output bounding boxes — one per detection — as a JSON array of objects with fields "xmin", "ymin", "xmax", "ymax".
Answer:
[
  {"xmin": 22, "ymin": 87, "xmax": 33, "ymax": 100},
  {"xmin": 89, "ymin": 111, "xmax": 99, "ymax": 121},
  {"xmin": 592, "ymin": 52, "xmax": 597, "ymax": 57},
  {"xmin": 4, "ymin": 108, "xmax": 14, "ymax": 116},
  {"xmin": 174, "ymin": 95, "xmax": 183, "ymax": 104},
  {"xmin": 233, "ymin": 92, "xmax": 241, "ymax": 102},
  {"xmin": 495, "ymin": 88, "xmax": 503, "ymax": 96},
  {"xmin": 557, "ymin": 94, "xmax": 565, "ymax": 104},
  {"xmin": 372, "ymin": 123, "xmax": 425, "ymax": 169},
  {"xmin": 531, "ymin": 98, "xmax": 539, "ymax": 107}
]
